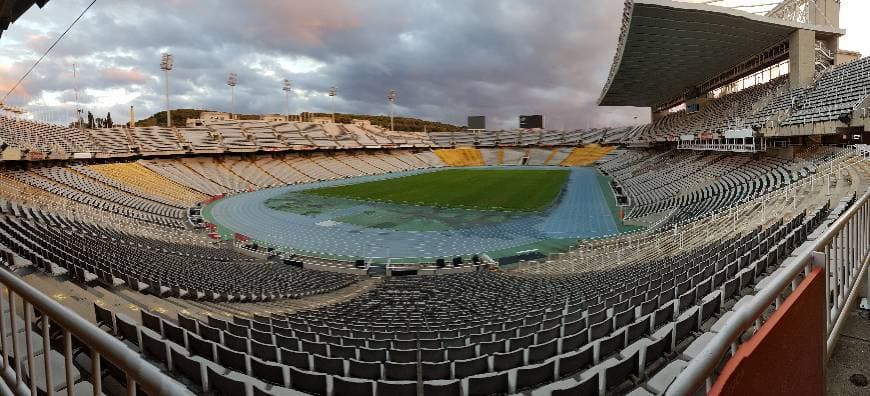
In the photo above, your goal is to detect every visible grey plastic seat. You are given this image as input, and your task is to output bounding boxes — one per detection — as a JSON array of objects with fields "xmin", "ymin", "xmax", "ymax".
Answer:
[
  {"xmin": 422, "ymin": 361, "xmax": 451, "ymax": 381},
  {"xmin": 349, "ymin": 359, "xmax": 382, "ymax": 380},
  {"xmin": 516, "ymin": 360, "xmax": 556, "ymax": 391},
  {"xmin": 493, "ymin": 348, "xmax": 524, "ymax": 371},
  {"xmin": 334, "ymin": 376, "xmax": 375, "ymax": 396},
  {"xmin": 557, "ymin": 346, "xmax": 593, "ymax": 378},
  {"xmin": 313, "ymin": 354, "xmax": 345, "ymax": 376},
  {"xmin": 279, "ymin": 348, "xmax": 310, "ymax": 370},
  {"xmin": 424, "ymin": 379, "xmax": 461, "ymax": 396},
  {"xmin": 377, "ymin": 380, "xmax": 416, "ymax": 396},
  {"xmin": 465, "ymin": 371, "xmax": 509, "ymax": 396},
  {"xmin": 289, "ymin": 367, "xmax": 327, "ymax": 395},
  {"xmin": 384, "ymin": 361, "xmax": 417, "ymax": 381},
  {"xmin": 140, "ymin": 328, "xmax": 169, "ymax": 366},
  {"xmin": 390, "ymin": 348, "xmax": 417, "ymax": 363},
  {"xmin": 251, "ymin": 357, "xmax": 286, "ymax": 386},
  {"xmin": 453, "ymin": 355, "xmax": 489, "ymax": 378},
  {"xmin": 531, "ymin": 373, "xmax": 598, "ymax": 396},
  {"xmin": 207, "ymin": 365, "xmax": 247, "ymax": 395}
]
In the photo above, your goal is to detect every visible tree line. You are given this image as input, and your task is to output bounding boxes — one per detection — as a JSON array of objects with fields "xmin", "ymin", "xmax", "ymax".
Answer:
[{"xmin": 68, "ymin": 111, "xmax": 114, "ymax": 129}]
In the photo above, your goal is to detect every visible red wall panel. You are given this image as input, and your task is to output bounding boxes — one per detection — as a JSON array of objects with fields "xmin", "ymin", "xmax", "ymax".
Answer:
[{"xmin": 710, "ymin": 267, "xmax": 825, "ymax": 396}]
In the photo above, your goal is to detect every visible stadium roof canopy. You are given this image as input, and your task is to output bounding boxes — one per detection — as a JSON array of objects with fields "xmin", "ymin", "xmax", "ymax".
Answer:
[
  {"xmin": 0, "ymin": 0, "xmax": 48, "ymax": 38},
  {"xmin": 598, "ymin": 0, "xmax": 844, "ymax": 108}
]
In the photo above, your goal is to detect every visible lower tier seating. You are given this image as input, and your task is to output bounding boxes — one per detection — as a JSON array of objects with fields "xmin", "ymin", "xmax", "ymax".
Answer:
[
  {"xmin": 86, "ymin": 202, "xmax": 832, "ymax": 395},
  {"xmin": 0, "ymin": 211, "xmax": 359, "ymax": 302}
]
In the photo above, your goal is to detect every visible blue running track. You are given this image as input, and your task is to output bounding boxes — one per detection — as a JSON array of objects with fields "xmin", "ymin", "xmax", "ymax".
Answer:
[{"xmin": 208, "ymin": 166, "xmax": 619, "ymax": 260}]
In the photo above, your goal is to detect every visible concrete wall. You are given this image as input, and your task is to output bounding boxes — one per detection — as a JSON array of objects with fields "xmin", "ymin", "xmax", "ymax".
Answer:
[
  {"xmin": 710, "ymin": 267, "xmax": 826, "ymax": 395},
  {"xmin": 767, "ymin": 146, "xmax": 795, "ymax": 160},
  {"xmin": 817, "ymin": 0, "xmax": 840, "ymax": 29},
  {"xmin": 836, "ymin": 50, "xmax": 861, "ymax": 66},
  {"xmin": 789, "ymin": 29, "xmax": 816, "ymax": 89}
]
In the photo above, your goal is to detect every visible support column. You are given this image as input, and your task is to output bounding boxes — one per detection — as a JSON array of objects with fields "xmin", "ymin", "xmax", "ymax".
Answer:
[{"xmin": 789, "ymin": 29, "xmax": 816, "ymax": 89}]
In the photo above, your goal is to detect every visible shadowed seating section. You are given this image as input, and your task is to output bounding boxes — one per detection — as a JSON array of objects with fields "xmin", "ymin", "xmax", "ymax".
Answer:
[{"xmin": 0, "ymin": 210, "xmax": 358, "ymax": 301}]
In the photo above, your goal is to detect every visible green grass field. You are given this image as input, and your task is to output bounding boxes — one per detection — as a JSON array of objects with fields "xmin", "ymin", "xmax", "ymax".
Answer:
[{"xmin": 305, "ymin": 169, "xmax": 570, "ymax": 212}]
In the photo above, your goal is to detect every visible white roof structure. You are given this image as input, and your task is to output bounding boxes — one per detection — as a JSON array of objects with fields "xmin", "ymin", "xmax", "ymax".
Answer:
[{"xmin": 598, "ymin": 0, "xmax": 844, "ymax": 108}]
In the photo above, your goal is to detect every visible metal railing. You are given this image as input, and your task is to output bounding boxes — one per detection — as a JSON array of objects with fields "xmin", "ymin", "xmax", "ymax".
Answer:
[
  {"xmin": 0, "ymin": 267, "xmax": 191, "ymax": 395},
  {"xmin": 668, "ymin": 187, "xmax": 870, "ymax": 395}
]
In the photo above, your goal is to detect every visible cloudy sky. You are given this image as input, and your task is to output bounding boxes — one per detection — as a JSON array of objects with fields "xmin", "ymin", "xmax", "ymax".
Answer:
[{"xmin": 1, "ymin": 0, "xmax": 868, "ymax": 129}]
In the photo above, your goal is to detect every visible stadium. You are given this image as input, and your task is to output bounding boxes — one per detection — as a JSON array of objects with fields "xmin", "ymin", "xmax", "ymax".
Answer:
[{"xmin": 0, "ymin": 0, "xmax": 868, "ymax": 395}]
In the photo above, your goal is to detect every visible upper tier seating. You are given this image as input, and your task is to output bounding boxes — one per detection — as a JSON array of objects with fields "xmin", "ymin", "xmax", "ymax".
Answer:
[
  {"xmin": 0, "ymin": 116, "xmax": 100, "ymax": 154},
  {"xmin": 560, "ymin": 145, "xmax": 615, "ymax": 166},
  {"xmin": 744, "ymin": 86, "xmax": 807, "ymax": 128},
  {"xmin": 782, "ymin": 56, "xmax": 870, "ymax": 125},
  {"xmin": 179, "ymin": 127, "xmax": 223, "ymax": 153},
  {"xmin": 87, "ymin": 127, "xmax": 134, "ymax": 155},
  {"xmin": 434, "ymin": 148, "xmax": 485, "ymax": 167},
  {"xmin": 129, "ymin": 127, "xmax": 184, "ymax": 153},
  {"xmin": 633, "ymin": 76, "xmax": 788, "ymax": 143}
]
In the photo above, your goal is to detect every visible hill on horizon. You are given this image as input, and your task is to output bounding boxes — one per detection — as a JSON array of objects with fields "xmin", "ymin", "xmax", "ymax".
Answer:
[{"xmin": 134, "ymin": 109, "xmax": 463, "ymax": 132}]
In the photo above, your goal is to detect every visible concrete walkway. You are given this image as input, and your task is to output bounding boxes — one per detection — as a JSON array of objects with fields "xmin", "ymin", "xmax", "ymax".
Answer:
[{"xmin": 826, "ymin": 308, "xmax": 870, "ymax": 395}]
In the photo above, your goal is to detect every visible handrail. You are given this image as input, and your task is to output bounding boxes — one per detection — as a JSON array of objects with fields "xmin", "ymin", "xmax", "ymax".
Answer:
[
  {"xmin": 0, "ymin": 267, "xmax": 192, "ymax": 395},
  {"xmin": 667, "ymin": 187, "xmax": 870, "ymax": 395}
]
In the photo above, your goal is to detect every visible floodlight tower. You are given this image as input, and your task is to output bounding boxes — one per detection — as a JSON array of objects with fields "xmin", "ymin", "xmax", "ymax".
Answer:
[
  {"xmin": 227, "ymin": 72, "xmax": 238, "ymax": 118},
  {"xmin": 282, "ymin": 79, "xmax": 292, "ymax": 120},
  {"xmin": 387, "ymin": 89, "xmax": 397, "ymax": 131},
  {"xmin": 328, "ymin": 86, "xmax": 338, "ymax": 123},
  {"xmin": 160, "ymin": 53, "xmax": 173, "ymax": 127},
  {"xmin": 73, "ymin": 63, "xmax": 82, "ymax": 130}
]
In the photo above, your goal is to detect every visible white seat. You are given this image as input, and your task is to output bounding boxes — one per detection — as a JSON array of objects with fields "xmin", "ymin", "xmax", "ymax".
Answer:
[{"xmin": 580, "ymin": 356, "xmax": 620, "ymax": 395}]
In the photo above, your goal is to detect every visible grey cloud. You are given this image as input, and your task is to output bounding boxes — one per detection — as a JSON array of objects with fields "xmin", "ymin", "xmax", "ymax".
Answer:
[{"xmin": 2, "ymin": 0, "xmax": 651, "ymax": 128}]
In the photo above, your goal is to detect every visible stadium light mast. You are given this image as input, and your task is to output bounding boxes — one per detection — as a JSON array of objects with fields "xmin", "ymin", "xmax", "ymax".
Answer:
[
  {"xmin": 328, "ymin": 86, "xmax": 338, "ymax": 123},
  {"xmin": 227, "ymin": 72, "xmax": 238, "ymax": 119},
  {"xmin": 160, "ymin": 53, "xmax": 173, "ymax": 127},
  {"xmin": 282, "ymin": 79, "xmax": 292, "ymax": 120},
  {"xmin": 387, "ymin": 89, "xmax": 397, "ymax": 131},
  {"xmin": 73, "ymin": 63, "xmax": 82, "ymax": 131}
]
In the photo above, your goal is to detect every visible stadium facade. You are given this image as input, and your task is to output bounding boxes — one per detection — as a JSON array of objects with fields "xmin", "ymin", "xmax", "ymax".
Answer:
[{"xmin": 0, "ymin": 0, "xmax": 867, "ymax": 395}]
